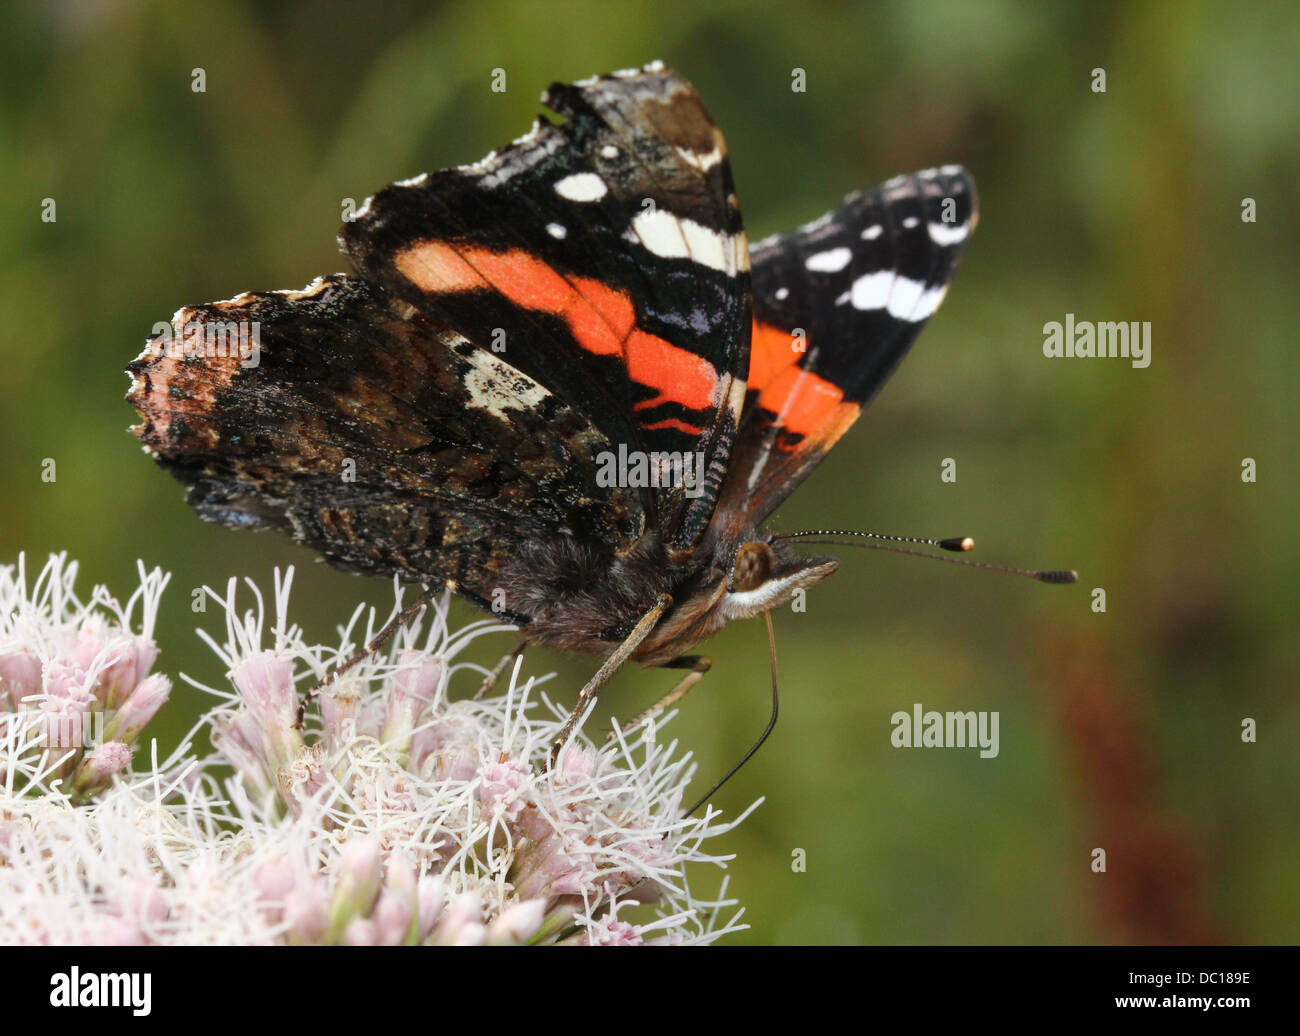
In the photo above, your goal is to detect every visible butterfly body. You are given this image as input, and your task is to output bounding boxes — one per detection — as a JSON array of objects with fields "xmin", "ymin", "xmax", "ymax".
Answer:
[{"xmin": 487, "ymin": 523, "xmax": 837, "ymax": 666}]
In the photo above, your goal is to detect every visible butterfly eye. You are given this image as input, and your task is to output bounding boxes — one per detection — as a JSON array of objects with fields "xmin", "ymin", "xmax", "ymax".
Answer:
[{"xmin": 731, "ymin": 541, "xmax": 774, "ymax": 593}]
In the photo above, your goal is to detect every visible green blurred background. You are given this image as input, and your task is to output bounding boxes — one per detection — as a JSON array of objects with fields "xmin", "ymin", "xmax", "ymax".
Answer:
[{"xmin": 2, "ymin": 0, "xmax": 1296, "ymax": 944}]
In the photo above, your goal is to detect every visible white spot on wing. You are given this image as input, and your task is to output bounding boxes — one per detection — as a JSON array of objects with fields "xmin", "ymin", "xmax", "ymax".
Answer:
[
  {"xmin": 886, "ymin": 276, "xmax": 926, "ymax": 319},
  {"xmin": 850, "ymin": 270, "xmax": 893, "ymax": 310},
  {"xmin": 853, "ymin": 275, "xmax": 946, "ymax": 322},
  {"xmin": 902, "ymin": 216, "xmax": 919, "ymax": 229},
  {"xmin": 628, "ymin": 209, "xmax": 745, "ymax": 274},
  {"xmin": 804, "ymin": 247, "xmax": 852, "ymax": 273},
  {"xmin": 546, "ymin": 222, "xmax": 567, "ymax": 239},
  {"xmin": 554, "ymin": 172, "xmax": 608, "ymax": 202},
  {"xmin": 462, "ymin": 363, "xmax": 550, "ymax": 422},
  {"xmin": 928, "ymin": 221, "xmax": 968, "ymax": 245},
  {"xmin": 676, "ymin": 144, "xmax": 724, "ymax": 171},
  {"xmin": 910, "ymin": 283, "xmax": 949, "ymax": 320},
  {"xmin": 861, "ymin": 225, "xmax": 883, "ymax": 240}
]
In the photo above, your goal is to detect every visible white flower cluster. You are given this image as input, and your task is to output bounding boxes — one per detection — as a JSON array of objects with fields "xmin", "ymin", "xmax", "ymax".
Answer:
[
  {"xmin": 0, "ymin": 555, "xmax": 754, "ymax": 945},
  {"xmin": 0, "ymin": 553, "xmax": 171, "ymax": 801}
]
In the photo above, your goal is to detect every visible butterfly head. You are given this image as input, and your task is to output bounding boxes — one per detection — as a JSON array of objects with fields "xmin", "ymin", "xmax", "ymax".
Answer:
[{"xmin": 718, "ymin": 537, "xmax": 838, "ymax": 621}]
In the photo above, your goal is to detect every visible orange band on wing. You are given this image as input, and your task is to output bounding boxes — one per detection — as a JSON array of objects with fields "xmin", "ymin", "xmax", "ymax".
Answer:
[
  {"xmin": 747, "ymin": 320, "xmax": 804, "ymax": 393},
  {"xmin": 756, "ymin": 364, "xmax": 861, "ymax": 451},
  {"xmin": 395, "ymin": 241, "xmax": 719, "ymax": 417}
]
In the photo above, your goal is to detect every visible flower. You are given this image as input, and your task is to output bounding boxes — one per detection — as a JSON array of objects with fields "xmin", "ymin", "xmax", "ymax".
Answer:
[
  {"xmin": 0, "ymin": 553, "xmax": 171, "ymax": 800},
  {"xmin": 0, "ymin": 556, "xmax": 756, "ymax": 945}
]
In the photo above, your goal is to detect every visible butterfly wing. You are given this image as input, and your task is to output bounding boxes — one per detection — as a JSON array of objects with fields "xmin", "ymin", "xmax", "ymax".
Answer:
[
  {"xmin": 715, "ymin": 167, "xmax": 977, "ymax": 525},
  {"xmin": 339, "ymin": 63, "xmax": 751, "ymax": 549},
  {"xmin": 126, "ymin": 275, "xmax": 644, "ymax": 619},
  {"xmin": 127, "ymin": 65, "xmax": 752, "ymax": 621}
]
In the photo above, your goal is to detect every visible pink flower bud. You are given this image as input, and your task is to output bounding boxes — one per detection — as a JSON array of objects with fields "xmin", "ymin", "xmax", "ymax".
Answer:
[
  {"xmin": 73, "ymin": 741, "xmax": 132, "ymax": 794},
  {"xmin": 92, "ymin": 634, "xmax": 160, "ymax": 710},
  {"xmin": 327, "ymin": 837, "xmax": 383, "ymax": 940},
  {"xmin": 231, "ymin": 651, "xmax": 302, "ymax": 770},
  {"xmin": 382, "ymin": 651, "xmax": 443, "ymax": 752},
  {"xmin": 0, "ymin": 647, "xmax": 43, "ymax": 709},
  {"xmin": 319, "ymin": 682, "xmax": 360, "ymax": 748},
  {"xmin": 416, "ymin": 877, "xmax": 445, "ymax": 940},
  {"xmin": 104, "ymin": 674, "xmax": 170, "ymax": 744},
  {"xmin": 487, "ymin": 899, "xmax": 547, "ymax": 945},
  {"xmin": 284, "ymin": 882, "xmax": 330, "ymax": 944},
  {"xmin": 372, "ymin": 889, "xmax": 414, "ymax": 945},
  {"xmin": 369, "ymin": 851, "xmax": 420, "ymax": 944},
  {"xmin": 433, "ymin": 891, "xmax": 483, "ymax": 945},
  {"xmin": 231, "ymin": 651, "xmax": 297, "ymax": 724},
  {"xmin": 253, "ymin": 856, "xmax": 298, "ymax": 911},
  {"xmin": 73, "ymin": 616, "xmax": 111, "ymax": 671},
  {"xmin": 452, "ymin": 922, "xmax": 487, "ymax": 946},
  {"xmin": 344, "ymin": 918, "xmax": 379, "ymax": 945},
  {"xmin": 211, "ymin": 713, "xmax": 273, "ymax": 794}
]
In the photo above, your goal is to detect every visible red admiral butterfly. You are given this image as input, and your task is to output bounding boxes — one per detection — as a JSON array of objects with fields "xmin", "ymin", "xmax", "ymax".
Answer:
[{"xmin": 127, "ymin": 63, "xmax": 1071, "ymax": 787}]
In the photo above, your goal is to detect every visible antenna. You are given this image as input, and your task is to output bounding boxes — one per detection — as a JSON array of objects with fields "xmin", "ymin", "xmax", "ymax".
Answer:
[
  {"xmin": 778, "ymin": 528, "xmax": 975, "ymax": 553},
  {"xmin": 774, "ymin": 529, "xmax": 1077, "ymax": 584}
]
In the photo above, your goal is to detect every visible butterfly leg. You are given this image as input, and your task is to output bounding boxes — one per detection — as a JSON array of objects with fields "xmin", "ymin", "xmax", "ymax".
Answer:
[
  {"xmin": 310, "ymin": 589, "xmax": 434, "ymax": 699},
  {"xmin": 473, "ymin": 637, "xmax": 528, "ymax": 700},
  {"xmin": 549, "ymin": 593, "xmax": 673, "ymax": 766},
  {"xmin": 607, "ymin": 655, "xmax": 712, "ymax": 742}
]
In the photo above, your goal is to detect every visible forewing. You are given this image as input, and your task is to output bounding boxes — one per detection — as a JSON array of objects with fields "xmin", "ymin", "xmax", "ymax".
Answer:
[{"xmin": 340, "ymin": 63, "xmax": 751, "ymax": 548}]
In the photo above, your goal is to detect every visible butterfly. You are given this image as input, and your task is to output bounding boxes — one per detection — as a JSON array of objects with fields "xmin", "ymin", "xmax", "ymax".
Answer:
[{"xmin": 127, "ymin": 62, "xmax": 1052, "ymax": 783}]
